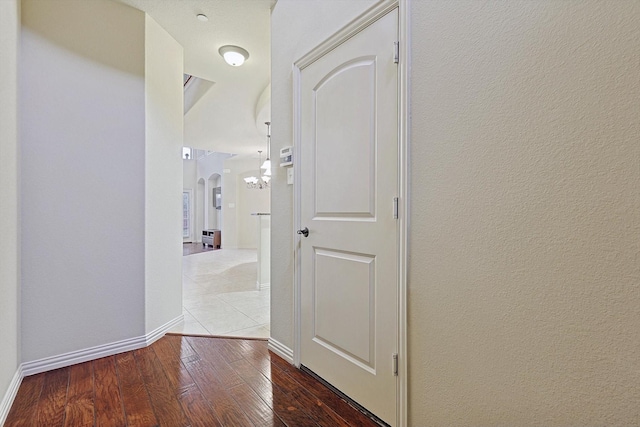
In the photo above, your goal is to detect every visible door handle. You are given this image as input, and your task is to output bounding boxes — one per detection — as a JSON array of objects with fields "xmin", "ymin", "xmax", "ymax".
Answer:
[{"xmin": 297, "ymin": 227, "xmax": 309, "ymax": 238}]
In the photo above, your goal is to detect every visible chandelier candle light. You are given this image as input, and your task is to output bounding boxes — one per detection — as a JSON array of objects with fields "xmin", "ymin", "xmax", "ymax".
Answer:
[{"xmin": 244, "ymin": 122, "xmax": 272, "ymax": 190}]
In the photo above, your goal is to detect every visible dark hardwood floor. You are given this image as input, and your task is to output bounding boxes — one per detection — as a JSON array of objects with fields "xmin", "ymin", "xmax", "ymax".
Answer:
[
  {"xmin": 182, "ymin": 242, "xmax": 216, "ymax": 256},
  {"xmin": 5, "ymin": 335, "xmax": 382, "ymax": 426}
]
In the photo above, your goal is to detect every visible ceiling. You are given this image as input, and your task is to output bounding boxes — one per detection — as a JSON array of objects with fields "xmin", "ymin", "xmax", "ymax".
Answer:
[{"xmin": 116, "ymin": 0, "xmax": 274, "ymax": 156}]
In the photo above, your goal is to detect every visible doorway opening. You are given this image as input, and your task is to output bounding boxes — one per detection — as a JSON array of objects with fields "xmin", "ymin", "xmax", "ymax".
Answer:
[{"xmin": 174, "ymin": 148, "xmax": 271, "ymax": 339}]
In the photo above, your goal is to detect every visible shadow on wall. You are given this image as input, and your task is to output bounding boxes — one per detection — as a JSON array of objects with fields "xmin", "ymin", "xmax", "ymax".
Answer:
[{"xmin": 22, "ymin": 0, "xmax": 145, "ymax": 76}]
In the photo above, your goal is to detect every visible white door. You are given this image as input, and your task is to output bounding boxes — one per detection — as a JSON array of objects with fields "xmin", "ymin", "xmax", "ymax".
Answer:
[{"xmin": 299, "ymin": 9, "xmax": 399, "ymax": 425}]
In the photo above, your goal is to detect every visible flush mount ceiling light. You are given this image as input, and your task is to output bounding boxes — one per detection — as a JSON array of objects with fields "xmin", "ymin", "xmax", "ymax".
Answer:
[
  {"xmin": 218, "ymin": 45, "xmax": 249, "ymax": 67},
  {"xmin": 196, "ymin": 14, "xmax": 208, "ymax": 22}
]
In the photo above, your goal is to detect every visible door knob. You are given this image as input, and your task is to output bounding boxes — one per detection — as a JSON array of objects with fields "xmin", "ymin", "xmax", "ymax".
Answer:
[{"xmin": 297, "ymin": 227, "xmax": 309, "ymax": 238}]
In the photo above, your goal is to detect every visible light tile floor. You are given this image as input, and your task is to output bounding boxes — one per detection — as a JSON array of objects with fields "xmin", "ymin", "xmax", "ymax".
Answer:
[{"xmin": 169, "ymin": 248, "xmax": 270, "ymax": 339}]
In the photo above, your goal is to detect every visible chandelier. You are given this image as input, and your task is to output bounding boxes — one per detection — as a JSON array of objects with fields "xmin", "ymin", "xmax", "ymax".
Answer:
[{"xmin": 244, "ymin": 122, "xmax": 272, "ymax": 190}]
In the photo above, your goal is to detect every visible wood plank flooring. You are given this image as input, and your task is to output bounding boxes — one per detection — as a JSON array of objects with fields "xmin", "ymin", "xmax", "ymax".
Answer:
[{"xmin": 5, "ymin": 335, "xmax": 383, "ymax": 427}]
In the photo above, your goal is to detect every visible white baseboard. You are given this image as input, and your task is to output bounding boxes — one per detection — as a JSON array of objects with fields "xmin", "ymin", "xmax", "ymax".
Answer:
[
  {"xmin": 0, "ymin": 366, "xmax": 23, "ymax": 426},
  {"xmin": 0, "ymin": 314, "xmax": 183, "ymax": 420},
  {"xmin": 146, "ymin": 314, "xmax": 184, "ymax": 346},
  {"xmin": 21, "ymin": 314, "xmax": 184, "ymax": 377},
  {"xmin": 21, "ymin": 336, "xmax": 146, "ymax": 377},
  {"xmin": 259, "ymin": 282, "xmax": 270, "ymax": 291},
  {"xmin": 267, "ymin": 338, "xmax": 294, "ymax": 364}
]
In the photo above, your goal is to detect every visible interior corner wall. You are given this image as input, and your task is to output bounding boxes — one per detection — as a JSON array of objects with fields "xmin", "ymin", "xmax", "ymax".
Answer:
[
  {"xmin": 409, "ymin": 1, "xmax": 640, "ymax": 425},
  {"xmin": 221, "ymin": 156, "xmax": 270, "ymax": 249},
  {"xmin": 0, "ymin": 0, "xmax": 21, "ymax": 413},
  {"xmin": 270, "ymin": 0, "xmax": 378, "ymax": 354},
  {"xmin": 144, "ymin": 15, "xmax": 183, "ymax": 334},
  {"xmin": 20, "ymin": 0, "xmax": 147, "ymax": 362}
]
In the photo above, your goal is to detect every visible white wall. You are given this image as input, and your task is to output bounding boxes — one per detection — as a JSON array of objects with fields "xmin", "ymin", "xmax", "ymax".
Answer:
[
  {"xmin": 20, "ymin": 0, "xmax": 147, "ymax": 361},
  {"xmin": 222, "ymin": 155, "xmax": 270, "ymax": 249},
  {"xmin": 207, "ymin": 174, "xmax": 220, "ymax": 230},
  {"xmin": 409, "ymin": 1, "xmax": 640, "ymax": 425},
  {"xmin": 270, "ymin": 0, "xmax": 377, "ymax": 355},
  {"xmin": 237, "ymin": 172, "xmax": 270, "ymax": 249},
  {"xmin": 196, "ymin": 152, "xmax": 229, "ymax": 231},
  {"xmin": 0, "ymin": 0, "xmax": 20, "ymax": 419},
  {"xmin": 182, "ymin": 151, "xmax": 231, "ymax": 241},
  {"xmin": 144, "ymin": 15, "xmax": 184, "ymax": 334},
  {"xmin": 221, "ymin": 159, "xmax": 239, "ymax": 249},
  {"xmin": 272, "ymin": 1, "xmax": 640, "ymax": 425}
]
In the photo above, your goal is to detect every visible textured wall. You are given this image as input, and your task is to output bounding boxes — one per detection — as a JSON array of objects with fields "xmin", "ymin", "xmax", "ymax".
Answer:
[
  {"xmin": 0, "ymin": 0, "xmax": 20, "ymax": 417},
  {"xmin": 270, "ymin": 0, "xmax": 378, "ymax": 351},
  {"xmin": 409, "ymin": 1, "xmax": 640, "ymax": 425}
]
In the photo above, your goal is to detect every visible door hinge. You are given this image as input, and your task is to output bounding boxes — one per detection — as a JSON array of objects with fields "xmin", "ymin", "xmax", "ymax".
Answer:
[
  {"xmin": 392, "ymin": 353, "xmax": 399, "ymax": 376},
  {"xmin": 393, "ymin": 197, "xmax": 399, "ymax": 219},
  {"xmin": 393, "ymin": 41, "xmax": 399, "ymax": 64}
]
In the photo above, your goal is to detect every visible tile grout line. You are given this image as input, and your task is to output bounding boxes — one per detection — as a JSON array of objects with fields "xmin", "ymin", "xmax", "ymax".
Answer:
[{"xmin": 175, "ymin": 249, "xmax": 270, "ymax": 339}]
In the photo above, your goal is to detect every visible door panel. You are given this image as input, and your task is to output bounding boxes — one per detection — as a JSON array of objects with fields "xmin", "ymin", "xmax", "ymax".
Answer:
[
  {"xmin": 315, "ymin": 58, "xmax": 376, "ymax": 217},
  {"xmin": 299, "ymin": 8, "xmax": 399, "ymax": 425},
  {"xmin": 314, "ymin": 248, "xmax": 376, "ymax": 369}
]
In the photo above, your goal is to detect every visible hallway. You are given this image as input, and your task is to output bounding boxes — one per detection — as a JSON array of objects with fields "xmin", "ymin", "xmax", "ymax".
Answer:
[{"xmin": 170, "ymin": 249, "xmax": 270, "ymax": 339}]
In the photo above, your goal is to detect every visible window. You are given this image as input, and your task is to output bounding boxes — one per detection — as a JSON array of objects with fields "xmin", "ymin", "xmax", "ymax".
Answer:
[
  {"xmin": 182, "ymin": 147, "xmax": 192, "ymax": 160},
  {"xmin": 183, "ymin": 191, "xmax": 190, "ymax": 238}
]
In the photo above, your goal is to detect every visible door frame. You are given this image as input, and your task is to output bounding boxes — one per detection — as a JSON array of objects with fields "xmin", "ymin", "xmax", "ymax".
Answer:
[{"xmin": 292, "ymin": 0, "xmax": 410, "ymax": 425}]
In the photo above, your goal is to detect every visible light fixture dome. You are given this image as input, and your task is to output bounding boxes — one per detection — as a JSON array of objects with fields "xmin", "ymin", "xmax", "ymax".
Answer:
[{"xmin": 218, "ymin": 45, "xmax": 249, "ymax": 67}]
